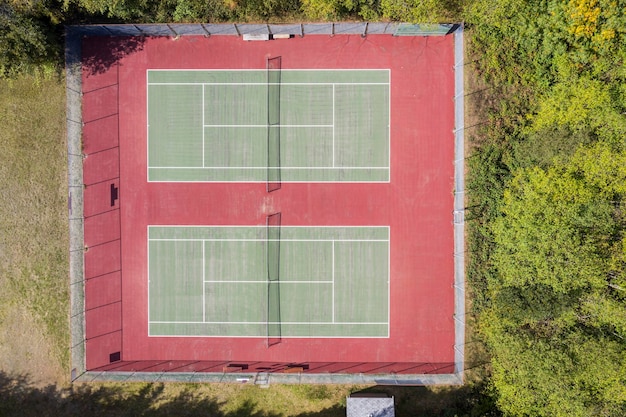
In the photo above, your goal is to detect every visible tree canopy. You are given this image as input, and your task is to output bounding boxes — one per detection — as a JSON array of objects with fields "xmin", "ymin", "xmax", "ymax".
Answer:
[
  {"xmin": 486, "ymin": 143, "xmax": 626, "ymax": 416},
  {"xmin": 0, "ymin": 3, "xmax": 56, "ymax": 77},
  {"xmin": 465, "ymin": 0, "xmax": 626, "ymax": 415}
]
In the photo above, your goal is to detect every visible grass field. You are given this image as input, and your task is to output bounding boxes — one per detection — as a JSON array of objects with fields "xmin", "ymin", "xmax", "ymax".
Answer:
[
  {"xmin": 0, "ymin": 70, "xmax": 68, "ymax": 384},
  {"xmin": 0, "ymin": 66, "xmax": 490, "ymax": 416}
]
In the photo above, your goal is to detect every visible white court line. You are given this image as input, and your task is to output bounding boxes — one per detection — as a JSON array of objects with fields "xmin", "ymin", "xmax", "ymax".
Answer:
[
  {"xmin": 149, "ymin": 238, "xmax": 389, "ymax": 242},
  {"xmin": 203, "ymin": 124, "xmax": 333, "ymax": 128},
  {"xmin": 202, "ymin": 240, "xmax": 206, "ymax": 322},
  {"xmin": 149, "ymin": 166, "xmax": 389, "ymax": 170},
  {"xmin": 201, "ymin": 84, "xmax": 205, "ymax": 167},
  {"xmin": 146, "ymin": 72, "xmax": 149, "ymax": 182},
  {"xmin": 149, "ymin": 225, "xmax": 390, "ymax": 229},
  {"xmin": 332, "ymin": 240, "xmax": 335, "ymax": 323},
  {"xmin": 204, "ymin": 280, "xmax": 333, "ymax": 284},
  {"xmin": 147, "ymin": 229, "xmax": 150, "ymax": 323},
  {"xmin": 149, "ymin": 334, "xmax": 389, "ymax": 339},
  {"xmin": 149, "ymin": 179, "xmax": 391, "ymax": 184},
  {"xmin": 148, "ymin": 82, "xmax": 390, "ymax": 86},
  {"xmin": 388, "ymin": 228, "xmax": 391, "ymax": 338},
  {"xmin": 150, "ymin": 320, "xmax": 387, "ymax": 325},
  {"xmin": 332, "ymin": 83, "xmax": 335, "ymax": 167},
  {"xmin": 388, "ymin": 70, "xmax": 391, "ymax": 182},
  {"xmin": 148, "ymin": 68, "xmax": 390, "ymax": 72}
]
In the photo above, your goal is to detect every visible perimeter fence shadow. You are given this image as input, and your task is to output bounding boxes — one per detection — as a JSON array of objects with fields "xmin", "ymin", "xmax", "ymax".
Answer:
[{"xmin": 0, "ymin": 371, "xmax": 497, "ymax": 417}]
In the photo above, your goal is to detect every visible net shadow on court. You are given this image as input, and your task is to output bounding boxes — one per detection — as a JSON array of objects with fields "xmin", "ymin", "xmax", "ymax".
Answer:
[
  {"xmin": 267, "ymin": 57, "xmax": 282, "ymax": 192},
  {"xmin": 266, "ymin": 212, "xmax": 281, "ymax": 346}
]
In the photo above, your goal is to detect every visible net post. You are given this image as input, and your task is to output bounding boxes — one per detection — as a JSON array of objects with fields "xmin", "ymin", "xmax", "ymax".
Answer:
[
  {"xmin": 133, "ymin": 24, "xmax": 145, "ymax": 36},
  {"xmin": 200, "ymin": 23, "xmax": 211, "ymax": 38},
  {"xmin": 166, "ymin": 23, "xmax": 179, "ymax": 40},
  {"xmin": 102, "ymin": 25, "xmax": 114, "ymax": 36}
]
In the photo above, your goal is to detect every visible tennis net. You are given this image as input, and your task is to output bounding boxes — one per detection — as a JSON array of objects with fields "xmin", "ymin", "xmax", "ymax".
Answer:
[
  {"xmin": 266, "ymin": 212, "xmax": 281, "ymax": 346},
  {"xmin": 266, "ymin": 56, "xmax": 281, "ymax": 192}
]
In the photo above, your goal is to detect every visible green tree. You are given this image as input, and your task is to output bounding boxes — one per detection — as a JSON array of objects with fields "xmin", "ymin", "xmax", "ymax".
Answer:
[
  {"xmin": 70, "ymin": 0, "xmax": 300, "ymax": 21},
  {"xmin": 485, "ymin": 143, "xmax": 626, "ymax": 416},
  {"xmin": 300, "ymin": 0, "xmax": 380, "ymax": 20},
  {"xmin": 171, "ymin": 0, "xmax": 233, "ymax": 22},
  {"xmin": 380, "ymin": 0, "xmax": 457, "ymax": 22},
  {"xmin": 485, "ymin": 321, "xmax": 626, "ymax": 417},
  {"xmin": 531, "ymin": 76, "xmax": 626, "ymax": 144},
  {"xmin": 0, "ymin": 3, "xmax": 54, "ymax": 77}
]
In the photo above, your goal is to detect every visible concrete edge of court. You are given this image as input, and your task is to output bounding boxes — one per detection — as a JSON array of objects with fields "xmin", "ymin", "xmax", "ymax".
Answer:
[
  {"xmin": 66, "ymin": 26, "xmax": 87, "ymax": 382},
  {"xmin": 453, "ymin": 23, "xmax": 466, "ymax": 383},
  {"xmin": 72, "ymin": 370, "xmax": 464, "ymax": 385}
]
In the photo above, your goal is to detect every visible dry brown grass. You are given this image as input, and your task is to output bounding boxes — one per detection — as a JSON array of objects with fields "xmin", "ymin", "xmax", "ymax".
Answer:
[{"xmin": 0, "ymin": 71, "xmax": 68, "ymax": 385}]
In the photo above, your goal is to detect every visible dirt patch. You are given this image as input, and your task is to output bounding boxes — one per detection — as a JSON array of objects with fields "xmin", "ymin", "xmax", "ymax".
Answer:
[{"xmin": 0, "ymin": 295, "xmax": 65, "ymax": 386}]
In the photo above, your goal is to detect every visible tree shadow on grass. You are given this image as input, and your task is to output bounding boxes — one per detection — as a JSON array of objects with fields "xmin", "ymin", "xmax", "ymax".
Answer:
[
  {"xmin": 0, "ymin": 371, "xmax": 498, "ymax": 417},
  {"xmin": 294, "ymin": 382, "xmax": 499, "ymax": 417},
  {"xmin": 346, "ymin": 384, "xmax": 500, "ymax": 417},
  {"xmin": 0, "ymin": 371, "xmax": 279, "ymax": 417}
]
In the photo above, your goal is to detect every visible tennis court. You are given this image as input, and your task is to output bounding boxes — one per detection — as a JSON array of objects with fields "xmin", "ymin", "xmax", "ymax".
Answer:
[
  {"xmin": 72, "ymin": 24, "xmax": 464, "ymax": 381},
  {"xmin": 148, "ymin": 225, "xmax": 389, "ymax": 338},
  {"xmin": 147, "ymin": 69, "xmax": 390, "ymax": 182}
]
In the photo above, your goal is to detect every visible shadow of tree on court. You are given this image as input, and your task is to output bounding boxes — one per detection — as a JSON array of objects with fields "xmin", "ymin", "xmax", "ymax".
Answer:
[
  {"xmin": 0, "ymin": 371, "xmax": 498, "ymax": 417},
  {"xmin": 81, "ymin": 36, "xmax": 146, "ymax": 76}
]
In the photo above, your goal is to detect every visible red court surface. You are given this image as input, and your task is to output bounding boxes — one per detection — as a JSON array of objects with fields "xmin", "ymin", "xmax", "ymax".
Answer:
[{"xmin": 79, "ymin": 31, "xmax": 457, "ymax": 377}]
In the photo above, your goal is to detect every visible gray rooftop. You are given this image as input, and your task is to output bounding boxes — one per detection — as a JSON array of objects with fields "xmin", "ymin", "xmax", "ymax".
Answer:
[{"xmin": 346, "ymin": 395, "xmax": 395, "ymax": 417}]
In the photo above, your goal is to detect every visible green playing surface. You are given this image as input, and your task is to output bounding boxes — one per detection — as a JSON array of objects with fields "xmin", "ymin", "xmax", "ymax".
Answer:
[
  {"xmin": 148, "ymin": 226, "xmax": 389, "ymax": 337},
  {"xmin": 147, "ymin": 70, "xmax": 390, "ymax": 182}
]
